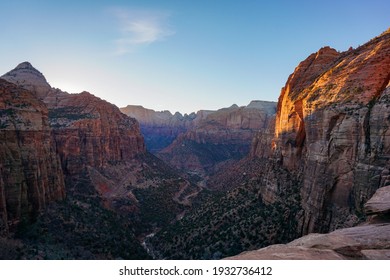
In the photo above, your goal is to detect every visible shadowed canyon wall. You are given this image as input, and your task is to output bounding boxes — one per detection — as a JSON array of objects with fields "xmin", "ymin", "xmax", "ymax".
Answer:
[
  {"xmin": 0, "ymin": 79, "xmax": 65, "ymax": 236},
  {"xmin": 1, "ymin": 62, "xmax": 146, "ymax": 237}
]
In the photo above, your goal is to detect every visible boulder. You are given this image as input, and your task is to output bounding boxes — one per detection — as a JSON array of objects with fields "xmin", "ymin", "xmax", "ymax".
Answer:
[{"xmin": 364, "ymin": 186, "xmax": 390, "ymax": 215}]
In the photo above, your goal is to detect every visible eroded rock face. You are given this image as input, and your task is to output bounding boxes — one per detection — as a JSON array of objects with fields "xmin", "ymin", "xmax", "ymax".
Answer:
[
  {"xmin": 1, "ymin": 62, "xmax": 51, "ymax": 99},
  {"xmin": 252, "ymin": 30, "xmax": 390, "ymax": 234},
  {"xmin": 2, "ymin": 63, "xmax": 146, "ymax": 176},
  {"xmin": 364, "ymin": 186, "xmax": 390, "ymax": 215},
  {"xmin": 1, "ymin": 62, "xmax": 146, "ymax": 238},
  {"xmin": 49, "ymin": 92, "xmax": 145, "ymax": 175},
  {"xmin": 158, "ymin": 102, "xmax": 276, "ymax": 176},
  {"xmin": 1, "ymin": 63, "xmax": 195, "ymax": 260},
  {"xmin": 0, "ymin": 79, "xmax": 65, "ymax": 236}
]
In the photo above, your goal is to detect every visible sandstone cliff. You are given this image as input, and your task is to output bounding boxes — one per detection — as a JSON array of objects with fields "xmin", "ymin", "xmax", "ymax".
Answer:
[
  {"xmin": 0, "ymin": 79, "xmax": 65, "ymax": 236},
  {"xmin": 158, "ymin": 101, "xmax": 276, "ymax": 177},
  {"xmin": 49, "ymin": 92, "xmax": 145, "ymax": 175},
  {"xmin": 2, "ymin": 62, "xmax": 146, "ymax": 176},
  {"xmin": 251, "ymin": 29, "xmax": 390, "ymax": 234}
]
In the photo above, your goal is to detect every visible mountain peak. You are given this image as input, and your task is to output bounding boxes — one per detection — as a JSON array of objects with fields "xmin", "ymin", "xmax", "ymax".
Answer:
[
  {"xmin": 1, "ymin": 61, "xmax": 51, "ymax": 94},
  {"xmin": 15, "ymin": 61, "xmax": 35, "ymax": 70}
]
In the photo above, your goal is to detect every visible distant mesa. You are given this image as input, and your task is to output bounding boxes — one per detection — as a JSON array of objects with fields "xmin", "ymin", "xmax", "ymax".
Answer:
[
  {"xmin": 121, "ymin": 101, "xmax": 277, "ymax": 156},
  {"xmin": 120, "ymin": 105, "xmax": 197, "ymax": 153},
  {"xmin": 246, "ymin": 100, "xmax": 278, "ymax": 114}
]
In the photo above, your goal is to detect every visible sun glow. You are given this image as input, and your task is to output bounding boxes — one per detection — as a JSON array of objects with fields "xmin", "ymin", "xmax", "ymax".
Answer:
[{"xmin": 51, "ymin": 81, "xmax": 90, "ymax": 94}]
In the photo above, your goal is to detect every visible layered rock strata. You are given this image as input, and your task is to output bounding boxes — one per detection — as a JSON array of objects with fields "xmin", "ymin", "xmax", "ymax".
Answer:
[
  {"xmin": 127, "ymin": 29, "xmax": 390, "ymax": 260},
  {"xmin": 252, "ymin": 29, "xmax": 390, "ymax": 233},
  {"xmin": 1, "ymin": 62, "xmax": 146, "ymax": 236},
  {"xmin": 2, "ymin": 62, "xmax": 146, "ymax": 176},
  {"xmin": 0, "ymin": 79, "xmax": 65, "ymax": 236}
]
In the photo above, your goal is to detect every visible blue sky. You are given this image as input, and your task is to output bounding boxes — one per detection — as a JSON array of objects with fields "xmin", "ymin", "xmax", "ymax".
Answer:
[{"xmin": 1, "ymin": 0, "xmax": 389, "ymax": 113}]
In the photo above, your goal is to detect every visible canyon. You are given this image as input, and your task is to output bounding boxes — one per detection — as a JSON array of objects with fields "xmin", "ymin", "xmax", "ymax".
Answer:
[
  {"xmin": 148, "ymin": 28, "xmax": 390, "ymax": 259},
  {"xmin": 120, "ymin": 105, "xmax": 197, "ymax": 153},
  {"xmin": 1, "ymin": 28, "xmax": 390, "ymax": 259},
  {"xmin": 0, "ymin": 62, "xmax": 197, "ymax": 259},
  {"xmin": 121, "ymin": 101, "xmax": 276, "ymax": 178}
]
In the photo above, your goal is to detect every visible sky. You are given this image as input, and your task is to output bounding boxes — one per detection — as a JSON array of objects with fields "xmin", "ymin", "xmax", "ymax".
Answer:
[{"xmin": 1, "ymin": 0, "xmax": 389, "ymax": 114}]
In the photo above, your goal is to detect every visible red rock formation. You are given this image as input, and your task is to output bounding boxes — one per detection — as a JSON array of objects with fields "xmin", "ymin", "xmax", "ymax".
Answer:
[
  {"xmin": 0, "ymin": 79, "xmax": 65, "ymax": 236},
  {"xmin": 2, "ymin": 62, "xmax": 146, "ymax": 176},
  {"xmin": 49, "ymin": 92, "xmax": 145, "ymax": 175},
  {"xmin": 252, "ymin": 29, "xmax": 390, "ymax": 234},
  {"xmin": 1, "ymin": 62, "xmax": 146, "ymax": 235}
]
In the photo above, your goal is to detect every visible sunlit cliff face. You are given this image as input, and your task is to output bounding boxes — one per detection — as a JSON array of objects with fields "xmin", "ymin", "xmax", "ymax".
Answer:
[
  {"xmin": 275, "ymin": 32, "xmax": 390, "ymax": 141},
  {"xmin": 260, "ymin": 30, "xmax": 390, "ymax": 234}
]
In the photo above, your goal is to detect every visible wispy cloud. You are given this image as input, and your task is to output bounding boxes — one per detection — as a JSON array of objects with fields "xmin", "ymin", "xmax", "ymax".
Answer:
[{"xmin": 111, "ymin": 8, "xmax": 175, "ymax": 55}]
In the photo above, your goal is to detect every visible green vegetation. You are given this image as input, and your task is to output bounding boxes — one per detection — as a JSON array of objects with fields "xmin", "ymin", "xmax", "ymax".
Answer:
[
  {"xmin": 8, "ymin": 152, "xmax": 198, "ymax": 259},
  {"xmin": 0, "ymin": 121, "xmax": 8, "ymax": 129},
  {"xmin": 134, "ymin": 184, "xmax": 185, "ymax": 228},
  {"xmin": 0, "ymin": 108, "xmax": 14, "ymax": 117},
  {"xmin": 15, "ymin": 174, "xmax": 149, "ymax": 260},
  {"xmin": 48, "ymin": 107, "xmax": 96, "ymax": 121},
  {"xmin": 150, "ymin": 159, "xmax": 302, "ymax": 259}
]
